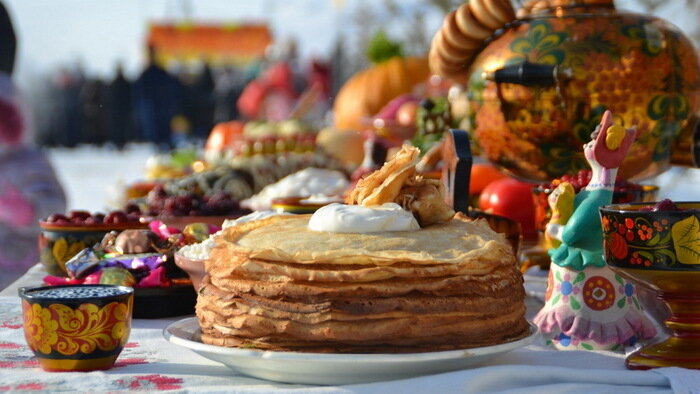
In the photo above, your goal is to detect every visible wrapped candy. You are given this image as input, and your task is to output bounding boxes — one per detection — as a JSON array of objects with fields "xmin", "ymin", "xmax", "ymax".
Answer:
[
  {"xmin": 51, "ymin": 248, "xmax": 169, "ymax": 288},
  {"xmin": 64, "ymin": 248, "xmax": 105, "ymax": 278},
  {"xmin": 114, "ymin": 229, "xmax": 153, "ymax": 254},
  {"xmin": 44, "ymin": 220, "xmax": 214, "ymax": 289},
  {"xmin": 138, "ymin": 266, "xmax": 169, "ymax": 288},
  {"xmin": 182, "ymin": 223, "xmax": 211, "ymax": 244},
  {"xmin": 83, "ymin": 267, "xmax": 137, "ymax": 287},
  {"xmin": 149, "ymin": 220, "xmax": 180, "ymax": 240}
]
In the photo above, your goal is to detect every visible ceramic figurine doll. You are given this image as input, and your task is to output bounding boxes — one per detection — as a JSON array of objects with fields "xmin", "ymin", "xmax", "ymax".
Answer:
[{"xmin": 534, "ymin": 110, "xmax": 657, "ymax": 350}]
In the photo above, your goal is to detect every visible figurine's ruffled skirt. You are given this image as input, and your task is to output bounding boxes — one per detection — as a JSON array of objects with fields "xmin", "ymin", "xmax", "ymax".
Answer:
[{"xmin": 534, "ymin": 263, "xmax": 657, "ymax": 350}]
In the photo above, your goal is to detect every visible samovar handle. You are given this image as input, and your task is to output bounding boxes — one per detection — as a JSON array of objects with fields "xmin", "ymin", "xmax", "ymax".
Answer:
[
  {"xmin": 482, "ymin": 61, "xmax": 571, "ymax": 86},
  {"xmin": 441, "ymin": 129, "xmax": 472, "ymax": 214}
]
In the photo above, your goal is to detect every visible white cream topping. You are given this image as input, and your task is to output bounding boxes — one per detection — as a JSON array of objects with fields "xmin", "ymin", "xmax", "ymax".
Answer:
[
  {"xmin": 241, "ymin": 168, "xmax": 349, "ymax": 211},
  {"xmin": 308, "ymin": 203, "xmax": 420, "ymax": 233}
]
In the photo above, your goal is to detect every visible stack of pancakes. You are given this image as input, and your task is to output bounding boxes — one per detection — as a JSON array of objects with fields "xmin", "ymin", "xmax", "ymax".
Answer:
[{"xmin": 196, "ymin": 213, "xmax": 529, "ymax": 353}]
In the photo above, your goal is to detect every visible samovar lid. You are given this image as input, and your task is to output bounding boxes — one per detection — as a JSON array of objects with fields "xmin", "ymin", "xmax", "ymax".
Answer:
[{"xmin": 518, "ymin": 0, "xmax": 615, "ymax": 18}]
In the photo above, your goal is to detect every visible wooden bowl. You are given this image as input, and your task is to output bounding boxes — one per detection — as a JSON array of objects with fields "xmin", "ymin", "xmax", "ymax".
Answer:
[
  {"xmin": 19, "ymin": 284, "xmax": 134, "ymax": 372},
  {"xmin": 38, "ymin": 222, "xmax": 147, "ymax": 276},
  {"xmin": 599, "ymin": 202, "xmax": 700, "ymax": 370}
]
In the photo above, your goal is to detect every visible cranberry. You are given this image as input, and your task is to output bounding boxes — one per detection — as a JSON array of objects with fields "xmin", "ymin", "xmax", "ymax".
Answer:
[
  {"xmin": 84, "ymin": 217, "xmax": 99, "ymax": 225},
  {"xmin": 653, "ymin": 199, "xmax": 681, "ymax": 212},
  {"xmin": 124, "ymin": 203, "xmax": 141, "ymax": 215},
  {"xmin": 46, "ymin": 213, "xmax": 69, "ymax": 223},
  {"xmin": 104, "ymin": 211, "xmax": 128, "ymax": 225},
  {"xmin": 67, "ymin": 210, "xmax": 91, "ymax": 221},
  {"xmin": 70, "ymin": 216, "xmax": 86, "ymax": 225}
]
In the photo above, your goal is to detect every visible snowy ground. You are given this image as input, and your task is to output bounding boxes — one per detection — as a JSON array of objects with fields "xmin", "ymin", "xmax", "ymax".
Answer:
[
  {"xmin": 46, "ymin": 143, "xmax": 155, "ymax": 213},
  {"xmin": 46, "ymin": 144, "xmax": 700, "ymax": 214}
]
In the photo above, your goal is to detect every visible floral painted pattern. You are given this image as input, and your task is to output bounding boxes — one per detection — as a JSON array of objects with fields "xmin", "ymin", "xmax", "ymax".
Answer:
[
  {"xmin": 510, "ymin": 21, "xmax": 566, "ymax": 65},
  {"xmin": 545, "ymin": 270, "xmax": 554, "ymax": 302},
  {"xmin": 535, "ymin": 261, "xmax": 656, "ymax": 351},
  {"xmin": 582, "ymin": 276, "xmax": 616, "ymax": 311},
  {"xmin": 615, "ymin": 274, "xmax": 641, "ymax": 310},
  {"xmin": 602, "ymin": 210, "xmax": 700, "ymax": 268},
  {"xmin": 0, "ymin": 298, "xmax": 197, "ymax": 391},
  {"xmin": 38, "ymin": 230, "xmax": 105, "ymax": 275},
  {"xmin": 549, "ymin": 333, "xmax": 623, "ymax": 352},
  {"xmin": 51, "ymin": 238, "xmax": 86, "ymax": 269},
  {"xmin": 550, "ymin": 270, "xmax": 584, "ymax": 310},
  {"xmin": 21, "ymin": 301, "xmax": 130, "ymax": 355},
  {"xmin": 467, "ymin": 8, "xmax": 699, "ymax": 182}
]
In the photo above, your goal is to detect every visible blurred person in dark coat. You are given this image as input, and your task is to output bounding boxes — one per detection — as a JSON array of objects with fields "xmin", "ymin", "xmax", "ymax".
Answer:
[
  {"xmin": 0, "ymin": 0, "xmax": 14, "ymax": 76},
  {"xmin": 0, "ymin": 1, "xmax": 66, "ymax": 289},
  {"xmin": 49, "ymin": 68, "xmax": 84, "ymax": 147},
  {"xmin": 190, "ymin": 64, "xmax": 215, "ymax": 140},
  {"xmin": 133, "ymin": 46, "xmax": 184, "ymax": 151},
  {"xmin": 107, "ymin": 64, "xmax": 135, "ymax": 148},
  {"xmin": 80, "ymin": 77, "xmax": 108, "ymax": 145},
  {"xmin": 213, "ymin": 65, "xmax": 244, "ymax": 123}
]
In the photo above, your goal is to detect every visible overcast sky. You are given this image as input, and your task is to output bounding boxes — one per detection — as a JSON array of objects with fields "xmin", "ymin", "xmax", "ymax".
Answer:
[{"xmin": 5, "ymin": 0, "xmax": 353, "ymax": 80}]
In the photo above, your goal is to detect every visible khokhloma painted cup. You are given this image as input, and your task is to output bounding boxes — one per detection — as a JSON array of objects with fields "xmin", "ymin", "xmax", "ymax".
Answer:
[{"xmin": 19, "ymin": 284, "xmax": 134, "ymax": 372}]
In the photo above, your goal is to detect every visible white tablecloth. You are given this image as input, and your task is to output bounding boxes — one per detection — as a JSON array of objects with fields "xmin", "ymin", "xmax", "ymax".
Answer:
[{"xmin": 1, "ymin": 265, "xmax": 699, "ymax": 393}]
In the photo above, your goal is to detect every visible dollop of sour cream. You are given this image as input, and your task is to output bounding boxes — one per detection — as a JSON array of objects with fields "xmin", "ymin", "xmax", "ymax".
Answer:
[
  {"xmin": 308, "ymin": 203, "xmax": 420, "ymax": 233},
  {"xmin": 242, "ymin": 168, "xmax": 349, "ymax": 211}
]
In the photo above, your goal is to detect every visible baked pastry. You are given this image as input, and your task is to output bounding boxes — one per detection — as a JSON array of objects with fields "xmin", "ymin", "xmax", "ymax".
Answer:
[
  {"xmin": 196, "ymin": 213, "xmax": 529, "ymax": 353},
  {"xmin": 429, "ymin": 0, "xmax": 516, "ymax": 82},
  {"xmin": 346, "ymin": 145, "xmax": 455, "ymax": 226}
]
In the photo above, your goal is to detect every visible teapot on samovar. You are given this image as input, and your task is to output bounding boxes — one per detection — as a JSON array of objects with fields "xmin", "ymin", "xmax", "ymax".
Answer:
[{"xmin": 430, "ymin": 0, "xmax": 700, "ymax": 182}]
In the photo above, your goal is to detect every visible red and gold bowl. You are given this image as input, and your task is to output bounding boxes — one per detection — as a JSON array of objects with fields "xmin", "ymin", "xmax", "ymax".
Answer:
[
  {"xmin": 19, "ymin": 284, "xmax": 134, "ymax": 372},
  {"xmin": 534, "ymin": 184, "xmax": 660, "ymax": 236},
  {"xmin": 599, "ymin": 202, "xmax": 700, "ymax": 370}
]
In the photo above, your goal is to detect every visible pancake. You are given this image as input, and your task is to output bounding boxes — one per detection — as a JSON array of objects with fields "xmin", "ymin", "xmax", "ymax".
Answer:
[
  {"xmin": 210, "ymin": 213, "xmax": 509, "ymax": 266},
  {"xmin": 196, "ymin": 213, "xmax": 529, "ymax": 353}
]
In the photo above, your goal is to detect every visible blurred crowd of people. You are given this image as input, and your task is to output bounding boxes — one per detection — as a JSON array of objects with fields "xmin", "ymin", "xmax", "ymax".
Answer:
[
  {"xmin": 36, "ymin": 49, "xmax": 246, "ymax": 151},
  {"xmin": 34, "ymin": 42, "xmax": 332, "ymax": 152},
  {"xmin": 0, "ymin": 0, "xmax": 334, "ymax": 288}
]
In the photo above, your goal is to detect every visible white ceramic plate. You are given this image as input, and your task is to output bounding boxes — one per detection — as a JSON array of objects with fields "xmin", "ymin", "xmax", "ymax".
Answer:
[{"xmin": 163, "ymin": 317, "xmax": 539, "ymax": 385}]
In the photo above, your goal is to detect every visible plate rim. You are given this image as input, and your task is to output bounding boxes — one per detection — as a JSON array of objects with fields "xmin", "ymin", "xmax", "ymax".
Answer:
[{"xmin": 163, "ymin": 317, "xmax": 539, "ymax": 363}]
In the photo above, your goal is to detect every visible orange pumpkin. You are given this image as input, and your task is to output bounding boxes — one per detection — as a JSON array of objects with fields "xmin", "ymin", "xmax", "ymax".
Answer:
[
  {"xmin": 333, "ymin": 56, "xmax": 430, "ymax": 131},
  {"xmin": 205, "ymin": 121, "xmax": 245, "ymax": 152}
]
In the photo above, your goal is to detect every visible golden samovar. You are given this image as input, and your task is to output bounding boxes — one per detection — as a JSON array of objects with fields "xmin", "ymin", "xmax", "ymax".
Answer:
[{"xmin": 433, "ymin": 0, "xmax": 700, "ymax": 181}]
